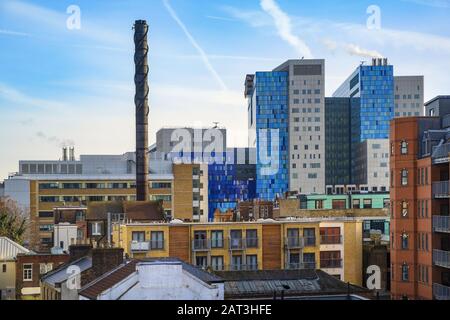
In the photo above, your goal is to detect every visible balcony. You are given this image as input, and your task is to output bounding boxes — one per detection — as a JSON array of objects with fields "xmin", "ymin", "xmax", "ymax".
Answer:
[
  {"xmin": 192, "ymin": 239, "xmax": 210, "ymax": 251},
  {"xmin": 320, "ymin": 235, "xmax": 343, "ymax": 245},
  {"xmin": 285, "ymin": 237, "xmax": 305, "ymax": 249},
  {"xmin": 131, "ymin": 241, "xmax": 165, "ymax": 251},
  {"xmin": 304, "ymin": 236, "xmax": 316, "ymax": 247},
  {"xmin": 229, "ymin": 238, "xmax": 245, "ymax": 250},
  {"xmin": 433, "ymin": 216, "xmax": 450, "ymax": 233},
  {"xmin": 246, "ymin": 238, "xmax": 259, "ymax": 249},
  {"xmin": 320, "ymin": 259, "xmax": 343, "ymax": 269},
  {"xmin": 433, "ymin": 249, "xmax": 450, "ymax": 269},
  {"xmin": 433, "ymin": 283, "xmax": 450, "ymax": 300},
  {"xmin": 432, "ymin": 181, "xmax": 450, "ymax": 199},
  {"xmin": 228, "ymin": 264, "xmax": 258, "ymax": 271},
  {"xmin": 287, "ymin": 262, "xmax": 316, "ymax": 270},
  {"xmin": 130, "ymin": 241, "xmax": 150, "ymax": 252}
]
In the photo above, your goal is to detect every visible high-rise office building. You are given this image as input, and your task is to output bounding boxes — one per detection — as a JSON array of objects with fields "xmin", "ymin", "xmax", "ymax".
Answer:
[
  {"xmin": 246, "ymin": 59, "xmax": 325, "ymax": 199},
  {"xmin": 332, "ymin": 58, "xmax": 394, "ymax": 193},
  {"xmin": 245, "ymin": 71, "xmax": 289, "ymax": 200},
  {"xmin": 394, "ymin": 76, "xmax": 424, "ymax": 117},
  {"xmin": 333, "ymin": 58, "xmax": 394, "ymax": 141},
  {"xmin": 325, "ymin": 97, "xmax": 359, "ymax": 187},
  {"xmin": 275, "ymin": 60, "xmax": 326, "ymax": 195}
]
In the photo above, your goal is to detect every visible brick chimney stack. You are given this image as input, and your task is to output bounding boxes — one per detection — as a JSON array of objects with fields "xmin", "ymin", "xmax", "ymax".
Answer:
[{"xmin": 92, "ymin": 248, "xmax": 124, "ymax": 278}]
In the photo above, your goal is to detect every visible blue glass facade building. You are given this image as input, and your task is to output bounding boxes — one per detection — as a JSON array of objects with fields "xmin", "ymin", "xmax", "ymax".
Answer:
[
  {"xmin": 359, "ymin": 65, "xmax": 394, "ymax": 140},
  {"xmin": 253, "ymin": 71, "xmax": 289, "ymax": 200},
  {"xmin": 333, "ymin": 62, "xmax": 394, "ymax": 141},
  {"xmin": 207, "ymin": 149, "xmax": 256, "ymax": 220}
]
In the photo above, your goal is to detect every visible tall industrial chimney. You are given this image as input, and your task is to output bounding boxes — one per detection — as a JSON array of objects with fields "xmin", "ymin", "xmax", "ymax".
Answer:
[{"xmin": 134, "ymin": 20, "xmax": 149, "ymax": 201}]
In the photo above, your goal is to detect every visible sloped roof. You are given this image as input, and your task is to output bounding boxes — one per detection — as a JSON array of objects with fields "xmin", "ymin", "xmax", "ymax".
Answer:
[
  {"xmin": 41, "ymin": 256, "xmax": 92, "ymax": 287},
  {"xmin": 87, "ymin": 201, "xmax": 165, "ymax": 221},
  {"xmin": 79, "ymin": 260, "xmax": 138, "ymax": 300},
  {"xmin": 79, "ymin": 258, "xmax": 223, "ymax": 300},
  {"xmin": 123, "ymin": 201, "xmax": 165, "ymax": 221},
  {"xmin": 0, "ymin": 237, "xmax": 31, "ymax": 260}
]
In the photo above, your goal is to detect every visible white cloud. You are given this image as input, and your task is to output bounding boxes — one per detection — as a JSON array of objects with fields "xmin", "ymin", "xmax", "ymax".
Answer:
[
  {"xmin": 0, "ymin": 29, "xmax": 30, "ymax": 37},
  {"xmin": 0, "ymin": 83, "xmax": 67, "ymax": 110},
  {"xmin": 259, "ymin": 0, "xmax": 313, "ymax": 58},
  {"xmin": 400, "ymin": 0, "xmax": 450, "ymax": 8},
  {"xmin": 163, "ymin": 0, "xmax": 228, "ymax": 91},
  {"xmin": 2, "ymin": 0, "xmax": 127, "ymax": 46}
]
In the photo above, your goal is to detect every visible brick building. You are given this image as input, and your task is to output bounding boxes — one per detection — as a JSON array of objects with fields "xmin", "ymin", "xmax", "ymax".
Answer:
[{"xmin": 390, "ymin": 98, "xmax": 450, "ymax": 300}]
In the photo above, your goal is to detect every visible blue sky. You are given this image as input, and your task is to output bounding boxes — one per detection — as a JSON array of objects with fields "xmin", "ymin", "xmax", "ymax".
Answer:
[{"xmin": 0, "ymin": 0, "xmax": 450, "ymax": 180}]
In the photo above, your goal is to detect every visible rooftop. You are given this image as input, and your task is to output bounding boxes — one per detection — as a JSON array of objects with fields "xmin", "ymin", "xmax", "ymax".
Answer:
[
  {"xmin": 214, "ymin": 269, "xmax": 369, "ymax": 300},
  {"xmin": 0, "ymin": 237, "xmax": 31, "ymax": 260},
  {"xmin": 41, "ymin": 256, "xmax": 92, "ymax": 287}
]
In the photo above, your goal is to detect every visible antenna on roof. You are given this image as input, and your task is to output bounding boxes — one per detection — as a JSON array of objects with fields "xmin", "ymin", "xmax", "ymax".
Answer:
[{"xmin": 213, "ymin": 122, "xmax": 219, "ymax": 129}]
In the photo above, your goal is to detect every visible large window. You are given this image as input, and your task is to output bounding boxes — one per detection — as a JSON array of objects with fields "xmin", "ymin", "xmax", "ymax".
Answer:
[
  {"xmin": 231, "ymin": 255, "xmax": 243, "ymax": 271},
  {"xmin": 320, "ymin": 251, "xmax": 342, "ymax": 268},
  {"xmin": 132, "ymin": 231, "xmax": 145, "ymax": 243},
  {"xmin": 352, "ymin": 199, "xmax": 360, "ymax": 209},
  {"xmin": 23, "ymin": 264, "xmax": 33, "ymax": 281},
  {"xmin": 150, "ymin": 231, "xmax": 164, "ymax": 250},
  {"xmin": 246, "ymin": 230, "xmax": 258, "ymax": 248},
  {"xmin": 246, "ymin": 255, "xmax": 258, "ymax": 270},
  {"xmin": 211, "ymin": 230, "xmax": 224, "ymax": 248},
  {"xmin": 363, "ymin": 199, "xmax": 372, "ymax": 209},
  {"xmin": 211, "ymin": 256, "xmax": 224, "ymax": 271}
]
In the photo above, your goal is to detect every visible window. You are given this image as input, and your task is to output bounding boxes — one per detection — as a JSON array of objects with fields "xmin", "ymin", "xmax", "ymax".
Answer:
[
  {"xmin": 150, "ymin": 231, "xmax": 164, "ymax": 250},
  {"xmin": 90, "ymin": 222, "xmax": 102, "ymax": 236},
  {"xmin": 352, "ymin": 199, "xmax": 360, "ymax": 209},
  {"xmin": 363, "ymin": 199, "xmax": 372, "ymax": 209},
  {"xmin": 320, "ymin": 227, "xmax": 341, "ymax": 244},
  {"xmin": 402, "ymin": 264, "xmax": 409, "ymax": 281},
  {"xmin": 246, "ymin": 255, "xmax": 258, "ymax": 270},
  {"xmin": 23, "ymin": 264, "xmax": 33, "ymax": 281},
  {"xmin": 315, "ymin": 200, "xmax": 324, "ymax": 209},
  {"xmin": 401, "ymin": 233, "xmax": 409, "ymax": 250},
  {"xmin": 332, "ymin": 200, "xmax": 346, "ymax": 209},
  {"xmin": 132, "ymin": 231, "xmax": 145, "ymax": 243},
  {"xmin": 320, "ymin": 251, "xmax": 341, "ymax": 268},
  {"xmin": 246, "ymin": 230, "xmax": 258, "ymax": 248},
  {"xmin": 230, "ymin": 230, "xmax": 243, "ymax": 249},
  {"xmin": 2, "ymin": 264, "xmax": 6, "ymax": 273},
  {"xmin": 303, "ymin": 228, "xmax": 316, "ymax": 246},
  {"xmin": 195, "ymin": 256, "xmax": 207, "ymax": 269},
  {"xmin": 400, "ymin": 141, "xmax": 408, "ymax": 155},
  {"xmin": 401, "ymin": 201, "xmax": 408, "ymax": 217},
  {"xmin": 38, "ymin": 211, "xmax": 54, "ymax": 218},
  {"xmin": 401, "ymin": 169, "xmax": 408, "ymax": 186},
  {"xmin": 40, "ymin": 263, "xmax": 53, "ymax": 274},
  {"xmin": 231, "ymin": 255, "xmax": 243, "ymax": 271},
  {"xmin": 211, "ymin": 256, "xmax": 224, "ymax": 271},
  {"xmin": 210, "ymin": 230, "xmax": 223, "ymax": 249}
]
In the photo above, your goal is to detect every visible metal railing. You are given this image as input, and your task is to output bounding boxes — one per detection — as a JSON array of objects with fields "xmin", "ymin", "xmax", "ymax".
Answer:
[
  {"xmin": 228, "ymin": 264, "xmax": 259, "ymax": 271},
  {"xmin": 320, "ymin": 258, "xmax": 343, "ymax": 269},
  {"xmin": 432, "ymin": 181, "xmax": 450, "ymax": 198},
  {"xmin": 304, "ymin": 236, "xmax": 316, "ymax": 247},
  {"xmin": 285, "ymin": 237, "xmax": 305, "ymax": 249},
  {"xmin": 433, "ymin": 216, "xmax": 450, "ymax": 233},
  {"xmin": 433, "ymin": 283, "xmax": 450, "ymax": 300},
  {"xmin": 432, "ymin": 143, "xmax": 450, "ymax": 161},
  {"xmin": 192, "ymin": 239, "xmax": 210, "ymax": 251},
  {"xmin": 131, "ymin": 241, "xmax": 150, "ymax": 251},
  {"xmin": 287, "ymin": 262, "xmax": 316, "ymax": 270},
  {"xmin": 229, "ymin": 238, "xmax": 245, "ymax": 250},
  {"xmin": 433, "ymin": 249, "xmax": 450, "ymax": 269},
  {"xmin": 246, "ymin": 238, "xmax": 259, "ymax": 249},
  {"xmin": 320, "ymin": 235, "xmax": 343, "ymax": 245}
]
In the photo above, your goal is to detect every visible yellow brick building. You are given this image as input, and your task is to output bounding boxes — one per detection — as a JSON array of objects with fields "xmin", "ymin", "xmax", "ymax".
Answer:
[{"xmin": 112, "ymin": 218, "xmax": 364, "ymax": 285}]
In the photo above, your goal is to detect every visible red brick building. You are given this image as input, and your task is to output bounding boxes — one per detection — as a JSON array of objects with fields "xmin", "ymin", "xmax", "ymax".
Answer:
[
  {"xmin": 15, "ymin": 253, "xmax": 69, "ymax": 299},
  {"xmin": 390, "ymin": 110, "xmax": 450, "ymax": 300}
]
